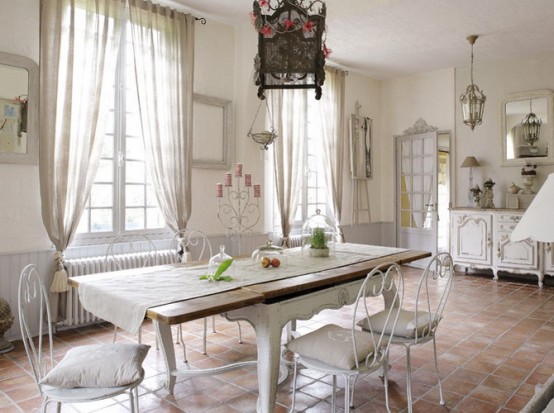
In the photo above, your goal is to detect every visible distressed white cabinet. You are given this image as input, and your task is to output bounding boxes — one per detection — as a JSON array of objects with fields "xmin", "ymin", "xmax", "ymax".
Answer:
[{"xmin": 451, "ymin": 208, "xmax": 546, "ymax": 287}]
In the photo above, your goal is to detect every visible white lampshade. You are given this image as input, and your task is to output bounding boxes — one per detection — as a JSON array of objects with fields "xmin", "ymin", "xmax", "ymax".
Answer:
[{"xmin": 511, "ymin": 172, "xmax": 554, "ymax": 242}]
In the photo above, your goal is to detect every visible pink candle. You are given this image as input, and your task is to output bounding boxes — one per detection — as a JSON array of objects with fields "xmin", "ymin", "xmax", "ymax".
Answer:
[
  {"xmin": 215, "ymin": 183, "xmax": 223, "ymax": 197},
  {"xmin": 245, "ymin": 173, "xmax": 252, "ymax": 187},
  {"xmin": 253, "ymin": 184, "xmax": 261, "ymax": 198},
  {"xmin": 235, "ymin": 163, "xmax": 243, "ymax": 177},
  {"xmin": 224, "ymin": 173, "xmax": 232, "ymax": 187}
]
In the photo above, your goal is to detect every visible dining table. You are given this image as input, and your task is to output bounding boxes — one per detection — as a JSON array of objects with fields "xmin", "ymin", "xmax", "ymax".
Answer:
[{"xmin": 68, "ymin": 243, "xmax": 430, "ymax": 413}]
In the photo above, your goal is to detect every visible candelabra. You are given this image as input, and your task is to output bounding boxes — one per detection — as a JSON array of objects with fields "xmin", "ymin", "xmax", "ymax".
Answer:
[{"xmin": 215, "ymin": 163, "xmax": 261, "ymax": 255}]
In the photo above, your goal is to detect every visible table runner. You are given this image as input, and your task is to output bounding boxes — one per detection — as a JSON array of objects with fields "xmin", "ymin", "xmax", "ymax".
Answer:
[{"xmin": 76, "ymin": 243, "xmax": 405, "ymax": 334}]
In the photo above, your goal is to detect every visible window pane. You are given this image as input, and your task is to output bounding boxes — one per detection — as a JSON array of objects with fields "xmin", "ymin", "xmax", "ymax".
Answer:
[
  {"xmin": 126, "ymin": 112, "xmax": 142, "ymax": 137},
  {"xmin": 91, "ymin": 209, "xmax": 113, "ymax": 232},
  {"xmin": 95, "ymin": 159, "xmax": 113, "ymax": 183},
  {"xmin": 146, "ymin": 186, "xmax": 158, "ymax": 207},
  {"xmin": 90, "ymin": 184, "xmax": 113, "ymax": 207},
  {"xmin": 77, "ymin": 209, "xmax": 89, "ymax": 233},
  {"xmin": 105, "ymin": 110, "xmax": 115, "ymax": 135},
  {"xmin": 307, "ymin": 188, "xmax": 317, "ymax": 203},
  {"xmin": 101, "ymin": 134, "xmax": 115, "ymax": 158},
  {"xmin": 126, "ymin": 160, "xmax": 145, "ymax": 183},
  {"xmin": 126, "ymin": 136, "xmax": 145, "ymax": 160},
  {"xmin": 126, "ymin": 207, "xmax": 145, "ymax": 231},
  {"xmin": 126, "ymin": 184, "xmax": 145, "ymax": 206}
]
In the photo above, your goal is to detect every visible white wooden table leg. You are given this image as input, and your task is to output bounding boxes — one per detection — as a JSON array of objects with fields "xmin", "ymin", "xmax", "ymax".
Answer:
[
  {"xmin": 154, "ymin": 320, "xmax": 177, "ymax": 394},
  {"xmin": 255, "ymin": 306, "xmax": 282, "ymax": 413}
]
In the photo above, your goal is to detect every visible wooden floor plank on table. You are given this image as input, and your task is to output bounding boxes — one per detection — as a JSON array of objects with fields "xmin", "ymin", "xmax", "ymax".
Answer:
[
  {"xmin": 146, "ymin": 289, "xmax": 264, "ymax": 325},
  {"xmin": 242, "ymin": 250, "xmax": 430, "ymax": 301}
]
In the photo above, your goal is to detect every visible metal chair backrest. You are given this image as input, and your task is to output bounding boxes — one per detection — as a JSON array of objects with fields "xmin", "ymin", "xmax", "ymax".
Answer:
[
  {"xmin": 105, "ymin": 234, "xmax": 158, "ymax": 271},
  {"xmin": 169, "ymin": 228, "xmax": 212, "ymax": 263},
  {"xmin": 413, "ymin": 252, "xmax": 454, "ymax": 343},
  {"xmin": 18, "ymin": 264, "xmax": 54, "ymax": 393},
  {"xmin": 352, "ymin": 262, "xmax": 404, "ymax": 370}
]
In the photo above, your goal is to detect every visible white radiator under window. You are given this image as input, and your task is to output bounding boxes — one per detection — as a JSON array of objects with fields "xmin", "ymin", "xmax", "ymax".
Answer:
[{"xmin": 61, "ymin": 250, "xmax": 178, "ymax": 328}]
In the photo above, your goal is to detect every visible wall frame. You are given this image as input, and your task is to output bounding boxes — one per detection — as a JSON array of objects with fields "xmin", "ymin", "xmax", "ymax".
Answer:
[
  {"xmin": 192, "ymin": 93, "xmax": 233, "ymax": 169},
  {"xmin": 350, "ymin": 113, "xmax": 372, "ymax": 179},
  {"xmin": 0, "ymin": 51, "xmax": 38, "ymax": 164}
]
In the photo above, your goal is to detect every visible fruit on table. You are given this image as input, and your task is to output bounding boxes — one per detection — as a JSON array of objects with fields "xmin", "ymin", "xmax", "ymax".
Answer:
[
  {"xmin": 261, "ymin": 256, "xmax": 271, "ymax": 268},
  {"xmin": 271, "ymin": 258, "xmax": 281, "ymax": 268}
]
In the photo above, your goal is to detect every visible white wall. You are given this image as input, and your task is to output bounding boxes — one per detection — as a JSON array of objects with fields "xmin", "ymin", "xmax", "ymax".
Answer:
[{"xmin": 455, "ymin": 50, "xmax": 554, "ymax": 208}]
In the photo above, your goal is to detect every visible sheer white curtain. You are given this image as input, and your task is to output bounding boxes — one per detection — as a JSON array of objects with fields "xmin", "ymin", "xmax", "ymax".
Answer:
[
  {"xmin": 128, "ymin": 0, "xmax": 194, "ymax": 233},
  {"xmin": 319, "ymin": 67, "xmax": 346, "ymax": 242},
  {"xmin": 39, "ymin": 0, "xmax": 124, "ymax": 304},
  {"xmin": 270, "ymin": 89, "xmax": 306, "ymax": 247}
]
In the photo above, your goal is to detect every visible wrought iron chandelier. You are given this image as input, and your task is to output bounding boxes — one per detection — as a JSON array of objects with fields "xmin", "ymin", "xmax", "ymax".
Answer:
[
  {"xmin": 459, "ymin": 35, "xmax": 486, "ymax": 130},
  {"xmin": 251, "ymin": 0, "xmax": 328, "ymax": 100},
  {"xmin": 521, "ymin": 98, "xmax": 542, "ymax": 151}
]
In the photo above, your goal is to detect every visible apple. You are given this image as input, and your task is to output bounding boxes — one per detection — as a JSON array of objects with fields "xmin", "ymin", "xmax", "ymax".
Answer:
[
  {"xmin": 261, "ymin": 256, "xmax": 271, "ymax": 268},
  {"xmin": 271, "ymin": 258, "xmax": 281, "ymax": 268}
]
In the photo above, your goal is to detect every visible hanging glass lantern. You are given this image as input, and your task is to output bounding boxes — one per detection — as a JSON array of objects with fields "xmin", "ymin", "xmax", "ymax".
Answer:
[
  {"xmin": 251, "ymin": 0, "xmax": 328, "ymax": 100},
  {"xmin": 522, "ymin": 99, "xmax": 542, "ymax": 151},
  {"xmin": 460, "ymin": 35, "xmax": 486, "ymax": 130}
]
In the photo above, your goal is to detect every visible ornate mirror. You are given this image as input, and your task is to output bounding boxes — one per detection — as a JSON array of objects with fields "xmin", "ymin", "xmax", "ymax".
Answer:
[
  {"xmin": 0, "ymin": 51, "xmax": 38, "ymax": 164},
  {"xmin": 501, "ymin": 89, "xmax": 554, "ymax": 166}
]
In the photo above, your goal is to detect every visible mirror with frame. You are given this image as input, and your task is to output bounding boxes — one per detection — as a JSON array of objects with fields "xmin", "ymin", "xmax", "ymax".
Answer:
[
  {"xmin": 501, "ymin": 89, "xmax": 554, "ymax": 166},
  {"xmin": 0, "ymin": 51, "xmax": 38, "ymax": 164}
]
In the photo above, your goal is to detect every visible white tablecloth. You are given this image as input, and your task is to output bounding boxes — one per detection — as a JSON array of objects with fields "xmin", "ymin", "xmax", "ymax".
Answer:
[{"xmin": 76, "ymin": 243, "xmax": 405, "ymax": 334}]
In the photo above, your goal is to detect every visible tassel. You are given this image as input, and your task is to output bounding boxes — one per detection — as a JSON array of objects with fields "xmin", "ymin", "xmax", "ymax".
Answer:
[{"xmin": 50, "ymin": 251, "xmax": 69, "ymax": 293}]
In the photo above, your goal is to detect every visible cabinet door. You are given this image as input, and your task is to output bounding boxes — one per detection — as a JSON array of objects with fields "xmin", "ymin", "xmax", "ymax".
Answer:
[
  {"xmin": 496, "ymin": 232, "xmax": 539, "ymax": 270},
  {"xmin": 451, "ymin": 213, "xmax": 492, "ymax": 265}
]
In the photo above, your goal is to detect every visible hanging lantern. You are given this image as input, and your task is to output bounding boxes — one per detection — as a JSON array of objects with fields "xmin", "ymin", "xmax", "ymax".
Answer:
[
  {"xmin": 460, "ymin": 35, "xmax": 486, "ymax": 130},
  {"xmin": 251, "ymin": 0, "xmax": 328, "ymax": 100},
  {"xmin": 521, "ymin": 98, "xmax": 542, "ymax": 153}
]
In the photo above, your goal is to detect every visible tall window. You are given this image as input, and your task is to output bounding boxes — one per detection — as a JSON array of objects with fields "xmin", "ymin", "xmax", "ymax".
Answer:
[
  {"xmin": 291, "ymin": 99, "xmax": 329, "ymax": 228},
  {"xmin": 76, "ymin": 20, "xmax": 165, "ymax": 237}
]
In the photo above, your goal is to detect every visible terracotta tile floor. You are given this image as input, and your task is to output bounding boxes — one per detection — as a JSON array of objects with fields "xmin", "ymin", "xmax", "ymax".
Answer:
[{"xmin": 1, "ymin": 267, "xmax": 554, "ymax": 412}]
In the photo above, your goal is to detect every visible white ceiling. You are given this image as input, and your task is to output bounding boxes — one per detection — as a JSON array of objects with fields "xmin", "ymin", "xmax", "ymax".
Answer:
[{"xmin": 167, "ymin": 0, "xmax": 554, "ymax": 80}]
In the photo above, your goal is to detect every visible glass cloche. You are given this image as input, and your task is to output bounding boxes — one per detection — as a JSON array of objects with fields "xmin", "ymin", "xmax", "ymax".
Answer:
[
  {"xmin": 301, "ymin": 209, "xmax": 338, "ymax": 257},
  {"xmin": 208, "ymin": 245, "xmax": 234, "ymax": 277},
  {"xmin": 251, "ymin": 240, "xmax": 286, "ymax": 269}
]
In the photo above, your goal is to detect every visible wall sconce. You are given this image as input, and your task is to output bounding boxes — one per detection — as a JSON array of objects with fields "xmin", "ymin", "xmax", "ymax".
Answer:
[
  {"xmin": 521, "ymin": 98, "xmax": 542, "ymax": 154},
  {"xmin": 251, "ymin": 0, "xmax": 328, "ymax": 100},
  {"xmin": 460, "ymin": 35, "xmax": 486, "ymax": 131}
]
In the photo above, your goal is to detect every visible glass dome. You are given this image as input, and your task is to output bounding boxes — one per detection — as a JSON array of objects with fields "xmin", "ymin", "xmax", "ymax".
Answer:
[
  {"xmin": 301, "ymin": 209, "xmax": 338, "ymax": 257},
  {"xmin": 208, "ymin": 245, "xmax": 234, "ymax": 277},
  {"xmin": 252, "ymin": 240, "xmax": 287, "ymax": 269}
]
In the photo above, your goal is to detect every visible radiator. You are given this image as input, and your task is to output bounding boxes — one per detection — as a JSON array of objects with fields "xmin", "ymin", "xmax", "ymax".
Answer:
[
  {"xmin": 61, "ymin": 250, "xmax": 178, "ymax": 328},
  {"xmin": 286, "ymin": 234, "xmax": 304, "ymax": 248}
]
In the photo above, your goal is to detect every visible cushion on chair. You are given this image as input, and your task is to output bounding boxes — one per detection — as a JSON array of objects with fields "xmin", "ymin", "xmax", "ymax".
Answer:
[
  {"xmin": 286, "ymin": 324, "xmax": 379, "ymax": 370},
  {"xmin": 40, "ymin": 343, "xmax": 150, "ymax": 388},
  {"xmin": 357, "ymin": 309, "xmax": 439, "ymax": 338}
]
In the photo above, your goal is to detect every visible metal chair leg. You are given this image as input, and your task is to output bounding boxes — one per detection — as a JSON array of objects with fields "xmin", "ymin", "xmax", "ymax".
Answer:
[
  {"xmin": 237, "ymin": 321, "xmax": 243, "ymax": 343},
  {"xmin": 405, "ymin": 345, "xmax": 413, "ymax": 413},
  {"xmin": 432, "ymin": 336, "xmax": 445, "ymax": 405}
]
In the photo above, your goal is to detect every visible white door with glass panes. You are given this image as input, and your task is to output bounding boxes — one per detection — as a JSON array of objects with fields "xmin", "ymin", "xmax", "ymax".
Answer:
[{"xmin": 396, "ymin": 132, "xmax": 438, "ymax": 268}]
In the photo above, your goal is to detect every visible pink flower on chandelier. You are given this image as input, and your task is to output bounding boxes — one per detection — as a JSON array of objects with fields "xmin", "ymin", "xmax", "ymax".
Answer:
[
  {"xmin": 260, "ymin": 25, "xmax": 273, "ymax": 36},
  {"xmin": 303, "ymin": 20, "xmax": 315, "ymax": 33},
  {"xmin": 323, "ymin": 43, "xmax": 332, "ymax": 58},
  {"xmin": 258, "ymin": 0, "xmax": 269, "ymax": 7},
  {"xmin": 283, "ymin": 18, "xmax": 295, "ymax": 30}
]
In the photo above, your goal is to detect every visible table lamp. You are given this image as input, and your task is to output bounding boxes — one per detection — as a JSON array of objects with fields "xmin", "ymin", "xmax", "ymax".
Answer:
[
  {"xmin": 461, "ymin": 156, "xmax": 480, "ymax": 207},
  {"xmin": 511, "ymin": 172, "xmax": 554, "ymax": 242}
]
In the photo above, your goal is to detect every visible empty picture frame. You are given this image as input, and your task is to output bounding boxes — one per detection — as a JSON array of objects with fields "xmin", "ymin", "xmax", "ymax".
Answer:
[
  {"xmin": 350, "ymin": 113, "xmax": 372, "ymax": 179},
  {"xmin": 192, "ymin": 93, "xmax": 233, "ymax": 169}
]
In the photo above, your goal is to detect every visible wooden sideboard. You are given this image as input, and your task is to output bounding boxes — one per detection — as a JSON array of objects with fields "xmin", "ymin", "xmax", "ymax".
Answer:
[{"xmin": 450, "ymin": 208, "xmax": 553, "ymax": 287}]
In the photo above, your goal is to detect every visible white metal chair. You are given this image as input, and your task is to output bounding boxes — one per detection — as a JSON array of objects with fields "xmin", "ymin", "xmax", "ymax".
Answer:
[
  {"xmin": 358, "ymin": 252, "xmax": 454, "ymax": 412},
  {"xmin": 286, "ymin": 262, "xmax": 405, "ymax": 413},
  {"xmin": 18, "ymin": 264, "xmax": 149, "ymax": 413},
  {"xmin": 169, "ymin": 228, "xmax": 242, "ymax": 362},
  {"xmin": 106, "ymin": 234, "xmax": 157, "ymax": 344}
]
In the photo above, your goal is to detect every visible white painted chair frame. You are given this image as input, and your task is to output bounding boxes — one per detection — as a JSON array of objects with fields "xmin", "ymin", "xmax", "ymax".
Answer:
[
  {"xmin": 18, "ymin": 264, "xmax": 143, "ymax": 413},
  {"xmin": 289, "ymin": 262, "xmax": 405, "ymax": 413}
]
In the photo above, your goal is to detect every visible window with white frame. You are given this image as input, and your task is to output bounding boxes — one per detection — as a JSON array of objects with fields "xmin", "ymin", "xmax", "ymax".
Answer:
[
  {"xmin": 76, "ymin": 19, "xmax": 166, "ymax": 239},
  {"xmin": 290, "ymin": 99, "xmax": 329, "ymax": 229}
]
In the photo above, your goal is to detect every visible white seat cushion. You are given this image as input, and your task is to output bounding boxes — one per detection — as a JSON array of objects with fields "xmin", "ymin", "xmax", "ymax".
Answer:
[
  {"xmin": 40, "ymin": 343, "xmax": 150, "ymax": 388},
  {"xmin": 357, "ymin": 309, "xmax": 438, "ymax": 338},
  {"xmin": 286, "ymin": 324, "xmax": 377, "ymax": 370}
]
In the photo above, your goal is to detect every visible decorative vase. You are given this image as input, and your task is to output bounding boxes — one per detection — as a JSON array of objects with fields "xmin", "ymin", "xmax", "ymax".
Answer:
[
  {"xmin": 309, "ymin": 247, "xmax": 330, "ymax": 258},
  {"xmin": 521, "ymin": 175, "xmax": 536, "ymax": 194}
]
